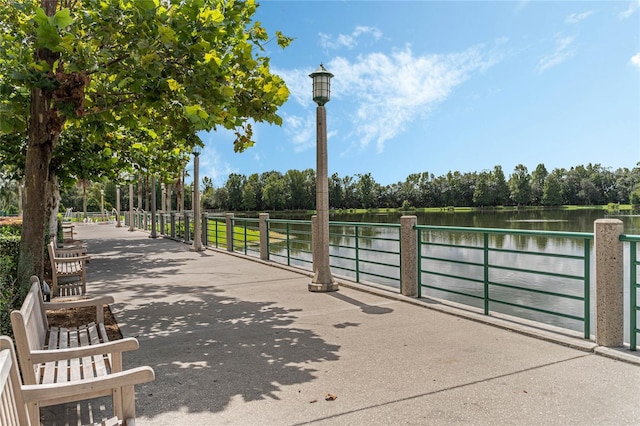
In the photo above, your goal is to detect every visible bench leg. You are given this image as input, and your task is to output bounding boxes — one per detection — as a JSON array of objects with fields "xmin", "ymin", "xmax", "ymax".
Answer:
[
  {"xmin": 112, "ymin": 386, "xmax": 123, "ymax": 420},
  {"xmin": 26, "ymin": 401, "xmax": 40, "ymax": 425},
  {"xmin": 121, "ymin": 385, "xmax": 136, "ymax": 421}
]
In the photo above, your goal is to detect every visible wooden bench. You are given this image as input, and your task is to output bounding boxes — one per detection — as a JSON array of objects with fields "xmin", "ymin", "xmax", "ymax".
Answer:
[
  {"xmin": 62, "ymin": 222, "xmax": 75, "ymax": 243},
  {"xmin": 11, "ymin": 277, "xmax": 142, "ymax": 419},
  {"xmin": 0, "ymin": 335, "xmax": 154, "ymax": 425},
  {"xmin": 48, "ymin": 240, "xmax": 90, "ymax": 296}
]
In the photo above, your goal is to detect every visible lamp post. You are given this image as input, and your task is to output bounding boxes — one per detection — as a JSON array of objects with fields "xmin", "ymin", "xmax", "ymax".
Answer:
[
  {"xmin": 150, "ymin": 175, "xmax": 158, "ymax": 238},
  {"xmin": 190, "ymin": 145, "xmax": 204, "ymax": 251},
  {"xmin": 115, "ymin": 185, "xmax": 122, "ymax": 227},
  {"xmin": 309, "ymin": 64, "xmax": 338, "ymax": 292},
  {"xmin": 100, "ymin": 189, "xmax": 105, "ymax": 222},
  {"xmin": 128, "ymin": 178, "xmax": 135, "ymax": 232}
]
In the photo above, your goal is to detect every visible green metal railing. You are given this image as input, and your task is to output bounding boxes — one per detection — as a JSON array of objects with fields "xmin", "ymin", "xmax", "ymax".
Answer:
[
  {"xmin": 204, "ymin": 216, "xmax": 227, "ymax": 249},
  {"xmin": 328, "ymin": 221, "xmax": 400, "ymax": 287},
  {"xmin": 266, "ymin": 219, "xmax": 313, "ymax": 268},
  {"xmin": 230, "ymin": 217, "xmax": 261, "ymax": 257},
  {"xmin": 416, "ymin": 226, "xmax": 593, "ymax": 338},
  {"xmin": 124, "ymin": 213, "xmax": 640, "ymax": 344},
  {"xmin": 621, "ymin": 234, "xmax": 640, "ymax": 351},
  {"xmin": 265, "ymin": 219, "xmax": 401, "ymax": 287}
]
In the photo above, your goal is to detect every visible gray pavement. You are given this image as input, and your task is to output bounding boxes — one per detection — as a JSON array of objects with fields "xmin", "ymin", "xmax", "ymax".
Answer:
[{"xmin": 43, "ymin": 223, "xmax": 640, "ymax": 425}]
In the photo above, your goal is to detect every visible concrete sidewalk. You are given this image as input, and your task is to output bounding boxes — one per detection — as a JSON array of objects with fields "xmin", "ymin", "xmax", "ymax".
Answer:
[{"xmin": 44, "ymin": 223, "xmax": 639, "ymax": 425}]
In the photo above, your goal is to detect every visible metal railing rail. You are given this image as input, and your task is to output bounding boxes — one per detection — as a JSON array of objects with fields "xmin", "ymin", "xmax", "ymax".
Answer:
[
  {"xmin": 121, "ymin": 213, "xmax": 640, "ymax": 345},
  {"xmin": 230, "ymin": 217, "xmax": 261, "ymax": 257},
  {"xmin": 328, "ymin": 221, "xmax": 401, "ymax": 287},
  {"xmin": 204, "ymin": 216, "xmax": 227, "ymax": 249},
  {"xmin": 621, "ymin": 234, "xmax": 640, "ymax": 350},
  {"xmin": 416, "ymin": 225, "xmax": 593, "ymax": 338},
  {"xmin": 266, "ymin": 219, "xmax": 313, "ymax": 268}
]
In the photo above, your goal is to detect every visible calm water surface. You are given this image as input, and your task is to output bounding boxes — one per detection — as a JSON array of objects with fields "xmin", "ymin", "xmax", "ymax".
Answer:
[{"xmin": 267, "ymin": 209, "xmax": 639, "ymax": 339}]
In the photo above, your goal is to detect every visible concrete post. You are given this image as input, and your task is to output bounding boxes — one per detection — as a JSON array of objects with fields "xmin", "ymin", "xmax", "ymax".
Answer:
[
  {"xmin": 259, "ymin": 213, "xmax": 269, "ymax": 261},
  {"xmin": 226, "ymin": 213, "xmax": 234, "ymax": 252},
  {"xmin": 159, "ymin": 213, "xmax": 165, "ymax": 236},
  {"xmin": 170, "ymin": 212, "xmax": 176, "ymax": 238},
  {"xmin": 401, "ymin": 215, "xmax": 418, "ymax": 297},
  {"xmin": 594, "ymin": 219, "xmax": 624, "ymax": 347},
  {"xmin": 311, "ymin": 215, "xmax": 317, "ymax": 273},
  {"xmin": 184, "ymin": 212, "xmax": 190, "ymax": 242}
]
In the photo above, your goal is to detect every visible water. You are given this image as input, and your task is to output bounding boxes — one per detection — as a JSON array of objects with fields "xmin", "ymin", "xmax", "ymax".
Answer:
[{"xmin": 267, "ymin": 208, "xmax": 639, "ymax": 340}]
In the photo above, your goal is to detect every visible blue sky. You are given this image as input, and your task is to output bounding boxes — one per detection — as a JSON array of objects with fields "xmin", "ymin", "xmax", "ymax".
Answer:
[{"xmin": 194, "ymin": 0, "xmax": 640, "ymax": 186}]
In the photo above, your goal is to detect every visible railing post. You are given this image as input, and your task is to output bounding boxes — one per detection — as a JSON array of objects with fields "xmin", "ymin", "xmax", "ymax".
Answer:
[
  {"xmin": 594, "ymin": 219, "xmax": 624, "ymax": 347},
  {"xmin": 311, "ymin": 215, "xmax": 317, "ymax": 271},
  {"xmin": 159, "ymin": 213, "xmax": 165, "ymax": 236},
  {"xmin": 400, "ymin": 215, "xmax": 417, "ymax": 297},
  {"xmin": 184, "ymin": 212, "xmax": 191, "ymax": 242},
  {"xmin": 259, "ymin": 213, "xmax": 269, "ymax": 260},
  {"xmin": 202, "ymin": 214, "xmax": 208, "ymax": 246},
  {"xmin": 226, "ymin": 213, "xmax": 234, "ymax": 252},
  {"xmin": 170, "ymin": 212, "xmax": 176, "ymax": 239}
]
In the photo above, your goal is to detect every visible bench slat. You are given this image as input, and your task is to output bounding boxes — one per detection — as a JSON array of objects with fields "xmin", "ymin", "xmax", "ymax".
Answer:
[{"xmin": 79, "ymin": 324, "xmax": 95, "ymax": 380}]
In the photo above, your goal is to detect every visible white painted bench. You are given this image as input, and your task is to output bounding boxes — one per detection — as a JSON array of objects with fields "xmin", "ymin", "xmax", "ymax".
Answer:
[
  {"xmin": 11, "ymin": 277, "xmax": 142, "ymax": 419},
  {"xmin": 0, "ymin": 335, "xmax": 154, "ymax": 425},
  {"xmin": 48, "ymin": 240, "xmax": 90, "ymax": 296}
]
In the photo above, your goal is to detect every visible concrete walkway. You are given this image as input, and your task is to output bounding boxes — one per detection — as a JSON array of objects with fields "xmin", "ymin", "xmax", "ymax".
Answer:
[{"xmin": 43, "ymin": 223, "xmax": 639, "ymax": 425}]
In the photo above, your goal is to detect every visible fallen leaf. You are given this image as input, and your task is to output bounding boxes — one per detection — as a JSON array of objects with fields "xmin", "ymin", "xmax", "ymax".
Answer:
[
  {"xmin": 310, "ymin": 399, "xmax": 318, "ymax": 403},
  {"xmin": 325, "ymin": 393, "xmax": 337, "ymax": 401}
]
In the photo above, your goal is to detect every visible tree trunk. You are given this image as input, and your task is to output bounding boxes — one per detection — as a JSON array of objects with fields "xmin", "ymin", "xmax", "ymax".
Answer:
[
  {"xmin": 46, "ymin": 174, "xmax": 61, "ymax": 245},
  {"xmin": 20, "ymin": 88, "xmax": 57, "ymax": 282}
]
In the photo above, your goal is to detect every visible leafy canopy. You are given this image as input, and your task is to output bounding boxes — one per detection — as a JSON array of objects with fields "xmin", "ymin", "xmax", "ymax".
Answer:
[{"xmin": 0, "ymin": 0, "xmax": 292, "ymax": 181}]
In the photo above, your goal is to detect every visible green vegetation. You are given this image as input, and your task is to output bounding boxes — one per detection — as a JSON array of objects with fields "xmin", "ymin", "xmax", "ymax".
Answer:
[
  {"xmin": 193, "ymin": 162, "xmax": 640, "ymax": 212},
  {"xmin": 0, "ymin": 1, "xmax": 292, "ymax": 279},
  {"xmin": 0, "ymin": 220, "xmax": 27, "ymax": 337}
]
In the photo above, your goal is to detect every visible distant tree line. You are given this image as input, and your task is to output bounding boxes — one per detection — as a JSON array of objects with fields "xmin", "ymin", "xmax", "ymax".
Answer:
[{"xmin": 201, "ymin": 163, "xmax": 640, "ymax": 211}]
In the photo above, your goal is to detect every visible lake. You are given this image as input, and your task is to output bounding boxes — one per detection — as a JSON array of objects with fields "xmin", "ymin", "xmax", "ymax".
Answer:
[{"xmin": 265, "ymin": 208, "xmax": 638, "ymax": 340}]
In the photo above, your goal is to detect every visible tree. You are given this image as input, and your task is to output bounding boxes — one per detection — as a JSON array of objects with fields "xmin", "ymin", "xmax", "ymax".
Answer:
[
  {"xmin": 225, "ymin": 174, "xmax": 245, "ymax": 211},
  {"xmin": 261, "ymin": 172, "xmax": 286, "ymax": 210},
  {"xmin": 489, "ymin": 166, "xmax": 509, "ymax": 206},
  {"xmin": 328, "ymin": 173, "xmax": 343, "ymax": 209},
  {"xmin": 509, "ymin": 164, "xmax": 531, "ymax": 206},
  {"xmin": 542, "ymin": 171, "xmax": 563, "ymax": 206},
  {"xmin": 355, "ymin": 173, "xmax": 378, "ymax": 208},
  {"xmin": 530, "ymin": 163, "xmax": 548, "ymax": 206},
  {"xmin": 0, "ymin": 0, "xmax": 291, "ymax": 278},
  {"xmin": 473, "ymin": 172, "xmax": 491, "ymax": 207}
]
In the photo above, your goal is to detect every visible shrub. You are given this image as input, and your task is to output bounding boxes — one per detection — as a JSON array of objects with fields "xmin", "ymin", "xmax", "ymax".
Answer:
[{"xmin": 0, "ymin": 223, "xmax": 29, "ymax": 338}]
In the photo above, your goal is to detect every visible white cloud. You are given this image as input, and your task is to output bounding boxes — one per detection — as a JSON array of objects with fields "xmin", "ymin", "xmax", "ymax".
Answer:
[
  {"xmin": 275, "ymin": 41, "xmax": 501, "ymax": 154},
  {"xmin": 565, "ymin": 11, "xmax": 594, "ymax": 24},
  {"xmin": 536, "ymin": 35, "xmax": 575, "ymax": 74},
  {"xmin": 632, "ymin": 53, "xmax": 640, "ymax": 68},
  {"xmin": 283, "ymin": 113, "xmax": 316, "ymax": 152},
  {"xmin": 319, "ymin": 26, "xmax": 382, "ymax": 50},
  {"xmin": 331, "ymin": 45, "xmax": 498, "ymax": 153},
  {"xmin": 620, "ymin": 0, "xmax": 640, "ymax": 19}
]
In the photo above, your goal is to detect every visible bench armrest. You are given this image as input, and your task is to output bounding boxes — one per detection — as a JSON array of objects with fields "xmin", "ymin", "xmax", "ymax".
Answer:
[
  {"xmin": 52, "ymin": 255, "xmax": 91, "ymax": 263},
  {"xmin": 45, "ymin": 295, "xmax": 114, "ymax": 310},
  {"xmin": 20, "ymin": 366, "xmax": 155, "ymax": 404},
  {"xmin": 30, "ymin": 337, "xmax": 139, "ymax": 363}
]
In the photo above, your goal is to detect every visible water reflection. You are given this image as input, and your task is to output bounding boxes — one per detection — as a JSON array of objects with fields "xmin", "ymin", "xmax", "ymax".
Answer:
[{"xmin": 266, "ymin": 209, "xmax": 637, "ymax": 340}]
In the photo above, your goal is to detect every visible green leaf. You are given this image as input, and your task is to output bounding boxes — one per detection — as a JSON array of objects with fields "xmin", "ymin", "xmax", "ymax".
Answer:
[
  {"xmin": 158, "ymin": 26, "xmax": 176, "ymax": 46},
  {"xmin": 53, "ymin": 9, "xmax": 73, "ymax": 29},
  {"xmin": 134, "ymin": 0, "xmax": 158, "ymax": 13}
]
